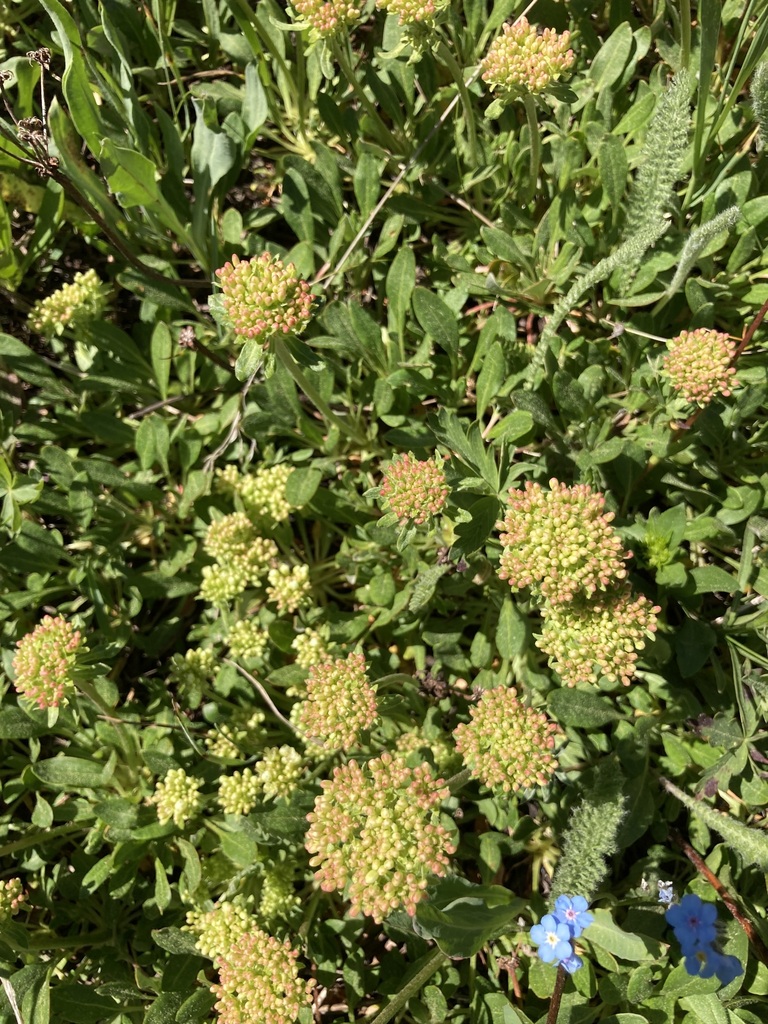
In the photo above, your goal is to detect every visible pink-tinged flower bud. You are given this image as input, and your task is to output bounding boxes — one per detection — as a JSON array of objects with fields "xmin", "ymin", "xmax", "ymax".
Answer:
[
  {"xmin": 497, "ymin": 479, "xmax": 629, "ymax": 604},
  {"xmin": 379, "ymin": 453, "xmax": 449, "ymax": 525},
  {"xmin": 662, "ymin": 328, "xmax": 739, "ymax": 406},
  {"xmin": 536, "ymin": 585, "xmax": 660, "ymax": 687},
  {"xmin": 215, "ymin": 253, "xmax": 313, "ymax": 347},
  {"xmin": 482, "ymin": 17, "xmax": 574, "ymax": 96},
  {"xmin": 28, "ymin": 269, "xmax": 108, "ymax": 337},
  {"xmin": 376, "ymin": 0, "xmax": 438, "ymax": 25},
  {"xmin": 13, "ymin": 615, "xmax": 86, "ymax": 709},
  {"xmin": 295, "ymin": 652, "xmax": 377, "ymax": 751},
  {"xmin": 305, "ymin": 752, "xmax": 455, "ymax": 922},
  {"xmin": 212, "ymin": 930, "xmax": 314, "ymax": 1024},
  {"xmin": 0, "ymin": 878, "xmax": 26, "ymax": 922},
  {"xmin": 453, "ymin": 686, "xmax": 563, "ymax": 793}
]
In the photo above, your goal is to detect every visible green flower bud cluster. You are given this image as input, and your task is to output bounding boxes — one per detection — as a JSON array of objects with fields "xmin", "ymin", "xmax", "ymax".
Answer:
[
  {"xmin": 169, "ymin": 647, "xmax": 217, "ymax": 697},
  {"xmin": 216, "ymin": 464, "xmax": 296, "ymax": 523},
  {"xmin": 259, "ymin": 863, "xmax": 300, "ymax": 922},
  {"xmin": 291, "ymin": 626, "xmax": 329, "ymax": 669},
  {"xmin": 28, "ymin": 268, "xmax": 108, "ymax": 337},
  {"xmin": 295, "ymin": 653, "xmax": 377, "ymax": 751},
  {"xmin": 205, "ymin": 709, "xmax": 267, "ymax": 759},
  {"xmin": 305, "ymin": 752, "xmax": 456, "ymax": 922},
  {"xmin": 201, "ymin": 513, "xmax": 278, "ymax": 604},
  {"xmin": 215, "ymin": 253, "xmax": 313, "ymax": 345},
  {"xmin": 0, "ymin": 878, "xmax": 26, "ymax": 922},
  {"xmin": 482, "ymin": 17, "xmax": 574, "ymax": 96},
  {"xmin": 186, "ymin": 898, "xmax": 257, "ymax": 959},
  {"xmin": 453, "ymin": 686, "xmax": 563, "ymax": 793},
  {"xmin": 376, "ymin": 0, "xmax": 437, "ymax": 25},
  {"xmin": 497, "ymin": 479, "xmax": 629, "ymax": 604},
  {"xmin": 219, "ymin": 768, "xmax": 263, "ymax": 815},
  {"xmin": 662, "ymin": 328, "xmax": 739, "ymax": 406},
  {"xmin": 291, "ymin": 0, "xmax": 366, "ymax": 36},
  {"xmin": 255, "ymin": 745, "xmax": 304, "ymax": 801},
  {"xmin": 227, "ymin": 619, "xmax": 270, "ymax": 660},
  {"xmin": 266, "ymin": 563, "xmax": 312, "ymax": 614},
  {"xmin": 13, "ymin": 615, "xmax": 86, "ymax": 709},
  {"xmin": 395, "ymin": 729, "xmax": 456, "ymax": 769},
  {"xmin": 379, "ymin": 452, "xmax": 450, "ymax": 525},
  {"xmin": 151, "ymin": 768, "xmax": 203, "ymax": 827},
  {"xmin": 536, "ymin": 586, "xmax": 660, "ymax": 688},
  {"xmin": 212, "ymin": 930, "xmax": 314, "ymax": 1024}
]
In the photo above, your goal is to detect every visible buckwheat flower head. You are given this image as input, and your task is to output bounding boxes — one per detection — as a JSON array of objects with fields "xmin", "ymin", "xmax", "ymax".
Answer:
[
  {"xmin": 482, "ymin": 17, "xmax": 574, "ymax": 96},
  {"xmin": 377, "ymin": 0, "xmax": 437, "ymax": 24},
  {"xmin": 199, "ymin": 563, "xmax": 250, "ymax": 605},
  {"xmin": 169, "ymin": 647, "xmax": 217, "ymax": 693},
  {"xmin": 204, "ymin": 513, "xmax": 278, "ymax": 584},
  {"xmin": 0, "ymin": 879, "xmax": 26, "ymax": 922},
  {"xmin": 259, "ymin": 863, "xmax": 300, "ymax": 922},
  {"xmin": 291, "ymin": 627, "xmax": 329, "ymax": 669},
  {"xmin": 186, "ymin": 898, "xmax": 257, "ymax": 959},
  {"xmin": 215, "ymin": 253, "xmax": 313, "ymax": 345},
  {"xmin": 662, "ymin": 328, "xmax": 739, "ymax": 406},
  {"xmin": 536, "ymin": 585, "xmax": 660, "ymax": 687},
  {"xmin": 212, "ymin": 930, "xmax": 314, "ymax": 1024},
  {"xmin": 453, "ymin": 686, "xmax": 563, "ymax": 793},
  {"xmin": 28, "ymin": 268, "xmax": 108, "ymax": 337},
  {"xmin": 205, "ymin": 710, "xmax": 267, "ymax": 759},
  {"xmin": 497, "ymin": 479, "xmax": 629, "ymax": 604},
  {"xmin": 266, "ymin": 563, "xmax": 312, "ymax": 614},
  {"xmin": 295, "ymin": 653, "xmax": 377, "ymax": 751},
  {"xmin": 227, "ymin": 619, "xmax": 270, "ymax": 660},
  {"xmin": 239, "ymin": 464, "xmax": 295, "ymax": 523},
  {"xmin": 305, "ymin": 752, "xmax": 456, "ymax": 922},
  {"xmin": 151, "ymin": 768, "xmax": 203, "ymax": 827},
  {"xmin": 255, "ymin": 746, "xmax": 304, "ymax": 801},
  {"xmin": 379, "ymin": 453, "xmax": 449, "ymax": 525},
  {"xmin": 13, "ymin": 615, "xmax": 86, "ymax": 709},
  {"xmin": 291, "ymin": 0, "xmax": 366, "ymax": 36},
  {"xmin": 219, "ymin": 768, "xmax": 263, "ymax": 815}
]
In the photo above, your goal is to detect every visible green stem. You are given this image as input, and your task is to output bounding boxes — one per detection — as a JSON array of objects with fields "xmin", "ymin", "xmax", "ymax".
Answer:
[
  {"xmin": 77, "ymin": 679, "xmax": 141, "ymax": 775},
  {"xmin": 329, "ymin": 38, "xmax": 400, "ymax": 152},
  {"xmin": 522, "ymin": 92, "xmax": 541, "ymax": 205},
  {"xmin": 0, "ymin": 823, "xmax": 84, "ymax": 858},
  {"xmin": 273, "ymin": 337, "xmax": 365, "ymax": 445},
  {"xmin": 446, "ymin": 767, "xmax": 472, "ymax": 793},
  {"xmin": 679, "ymin": 0, "xmax": 691, "ymax": 71},
  {"xmin": 436, "ymin": 41, "xmax": 479, "ymax": 169},
  {"xmin": 367, "ymin": 948, "xmax": 446, "ymax": 1024}
]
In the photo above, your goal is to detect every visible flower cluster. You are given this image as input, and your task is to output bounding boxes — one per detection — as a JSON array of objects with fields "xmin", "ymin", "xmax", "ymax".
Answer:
[
  {"xmin": 150, "ymin": 768, "xmax": 203, "ymax": 827},
  {"xmin": 305, "ymin": 752, "xmax": 455, "ymax": 922},
  {"xmin": 536, "ymin": 586, "xmax": 660, "ymax": 687},
  {"xmin": 240, "ymin": 464, "xmax": 295, "ymax": 522},
  {"xmin": 497, "ymin": 480, "xmax": 629, "ymax": 604},
  {"xmin": 376, "ymin": 0, "xmax": 437, "ymax": 24},
  {"xmin": 259, "ymin": 863, "xmax": 300, "ymax": 922},
  {"xmin": 211, "ymin": 930, "xmax": 314, "ymax": 1024},
  {"xmin": 453, "ymin": 686, "xmax": 562, "ymax": 793},
  {"xmin": 205, "ymin": 709, "xmax": 266, "ymax": 759},
  {"xmin": 201, "ymin": 514, "xmax": 278, "ymax": 603},
  {"xmin": 0, "ymin": 878, "xmax": 26, "ymax": 922},
  {"xmin": 219, "ymin": 768, "xmax": 263, "ymax": 815},
  {"xmin": 254, "ymin": 745, "xmax": 304, "ymax": 801},
  {"xmin": 227, "ymin": 619, "xmax": 269, "ymax": 660},
  {"xmin": 290, "ymin": 0, "xmax": 366, "ymax": 35},
  {"xmin": 295, "ymin": 653, "xmax": 377, "ymax": 751},
  {"xmin": 169, "ymin": 647, "xmax": 217, "ymax": 700},
  {"xmin": 291, "ymin": 627, "xmax": 329, "ymax": 668},
  {"xmin": 13, "ymin": 615, "xmax": 86, "ymax": 709},
  {"xmin": 482, "ymin": 17, "xmax": 574, "ymax": 96},
  {"xmin": 186, "ymin": 898, "xmax": 257, "ymax": 959},
  {"xmin": 28, "ymin": 268, "xmax": 108, "ymax": 337},
  {"xmin": 529, "ymin": 895, "xmax": 593, "ymax": 973},
  {"xmin": 379, "ymin": 453, "xmax": 450, "ymax": 525},
  {"xmin": 215, "ymin": 253, "xmax": 313, "ymax": 345},
  {"xmin": 266, "ymin": 563, "xmax": 312, "ymax": 614},
  {"xmin": 666, "ymin": 894, "xmax": 743, "ymax": 986},
  {"xmin": 662, "ymin": 328, "xmax": 739, "ymax": 406}
]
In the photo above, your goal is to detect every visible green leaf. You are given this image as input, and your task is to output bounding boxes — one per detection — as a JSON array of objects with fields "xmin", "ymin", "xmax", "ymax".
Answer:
[
  {"xmin": 598, "ymin": 135, "xmax": 628, "ymax": 208},
  {"xmin": 176, "ymin": 989, "xmax": 217, "ymax": 1024},
  {"xmin": 235, "ymin": 338, "xmax": 265, "ymax": 380},
  {"xmin": 353, "ymin": 151, "xmax": 382, "ymax": 216},
  {"xmin": 50, "ymin": 984, "xmax": 120, "ymax": 1023},
  {"xmin": 690, "ymin": 566, "xmax": 738, "ymax": 594},
  {"xmin": 495, "ymin": 599, "xmax": 526, "ymax": 659},
  {"xmin": 475, "ymin": 345, "xmax": 507, "ymax": 418},
  {"xmin": 589, "ymin": 22, "xmax": 634, "ymax": 92},
  {"xmin": 154, "ymin": 857, "xmax": 172, "ymax": 911},
  {"xmin": 414, "ymin": 880, "xmax": 525, "ymax": 958},
  {"xmin": 144, "ymin": 992, "xmax": 184, "ymax": 1024},
  {"xmin": 32, "ymin": 756, "xmax": 115, "ymax": 789},
  {"xmin": 584, "ymin": 910, "xmax": 661, "ymax": 962},
  {"xmin": 547, "ymin": 689, "xmax": 622, "ymax": 728},
  {"xmin": 409, "ymin": 564, "xmax": 450, "ymax": 614},
  {"xmin": 0, "ymin": 706, "xmax": 49, "ymax": 739},
  {"xmin": 386, "ymin": 246, "xmax": 416, "ymax": 338},
  {"xmin": 412, "ymin": 287, "xmax": 459, "ymax": 366},
  {"xmin": 151, "ymin": 928, "xmax": 200, "ymax": 956},
  {"xmin": 284, "ymin": 467, "xmax": 322, "ymax": 507},
  {"xmin": 452, "ymin": 496, "xmax": 501, "ymax": 557},
  {"xmin": 151, "ymin": 322, "xmax": 173, "ymax": 400},
  {"xmin": 99, "ymin": 140, "xmax": 161, "ymax": 208}
]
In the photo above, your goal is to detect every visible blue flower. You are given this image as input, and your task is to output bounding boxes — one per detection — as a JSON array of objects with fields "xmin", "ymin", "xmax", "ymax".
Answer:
[
  {"xmin": 529, "ymin": 914, "xmax": 573, "ymax": 964},
  {"xmin": 657, "ymin": 881, "xmax": 674, "ymax": 905},
  {"xmin": 665, "ymin": 894, "xmax": 718, "ymax": 954},
  {"xmin": 554, "ymin": 895, "xmax": 593, "ymax": 938},
  {"xmin": 559, "ymin": 952, "xmax": 583, "ymax": 974},
  {"xmin": 684, "ymin": 945, "xmax": 743, "ymax": 986}
]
